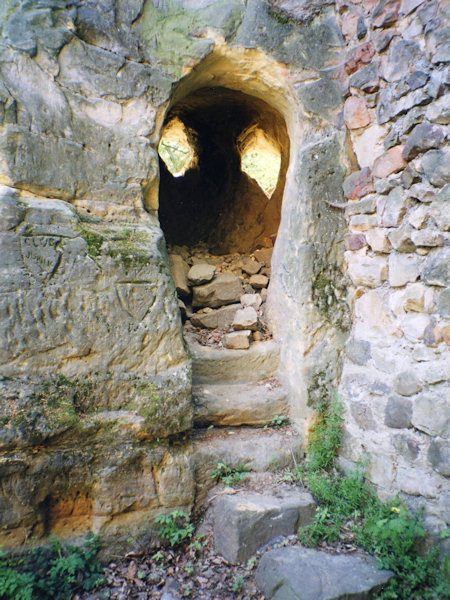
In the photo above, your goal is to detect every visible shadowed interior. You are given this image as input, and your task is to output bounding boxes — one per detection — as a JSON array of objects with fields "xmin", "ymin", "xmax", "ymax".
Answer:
[{"xmin": 158, "ymin": 87, "xmax": 289, "ymax": 254}]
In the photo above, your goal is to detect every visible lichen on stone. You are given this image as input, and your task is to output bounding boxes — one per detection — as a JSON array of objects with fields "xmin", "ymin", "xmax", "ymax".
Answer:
[{"xmin": 311, "ymin": 260, "xmax": 351, "ymax": 332}]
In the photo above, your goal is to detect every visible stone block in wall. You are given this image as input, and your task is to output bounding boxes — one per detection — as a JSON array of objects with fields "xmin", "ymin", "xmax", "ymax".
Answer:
[
  {"xmin": 429, "ymin": 184, "xmax": 450, "ymax": 231},
  {"xmin": 355, "ymin": 290, "xmax": 399, "ymax": 337},
  {"xmin": 344, "ymin": 96, "xmax": 371, "ymax": 129},
  {"xmin": 349, "ymin": 214, "xmax": 378, "ymax": 231},
  {"xmin": 423, "ymin": 320, "xmax": 444, "ymax": 345},
  {"xmin": 426, "ymin": 93, "xmax": 450, "ymax": 124},
  {"xmin": 345, "ymin": 42, "xmax": 375, "ymax": 75},
  {"xmin": 344, "ymin": 233, "xmax": 367, "ymax": 250},
  {"xmin": 393, "ymin": 370, "xmax": 422, "ymax": 396},
  {"xmin": 412, "ymin": 392, "xmax": 450, "ymax": 438},
  {"xmin": 350, "ymin": 402, "xmax": 377, "ymax": 430},
  {"xmin": 403, "ymin": 283, "xmax": 426, "ymax": 312},
  {"xmin": 426, "ymin": 21, "xmax": 450, "ymax": 64},
  {"xmin": 417, "ymin": 149, "xmax": 450, "ymax": 187},
  {"xmin": 343, "ymin": 168, "xmax": 374, "ymax": 200},
  {"xmin": 366, "ymin": 228, "xmax": 390, "ymax": 252},
  {"xmin": 345, "ymin": 338, "xmax": 372, "ymax": 365},
  {"xmin": 428, "ymin": 439, "xmax": 450, "ymax": 476},
  {"xmin": 421, "ymin": 248, "xmax": 450, "ymax": 287},
  {"xmin": 392, "ymin": 432, "xmax": 420, "ymax": 462},
  {"xmin": 352, "ymin": 124, "xmax": 386, "ymax": 170},
  {"xmin": 385, "ymin": 395, "xmax": 413, "ymax": 428},
  {"xmin": 345, "ymin": 195, "xmax": 377, "ymax": 217},
  {"xmin": 401, "ymin": 312, "xmax": 431, "ymax": 343},
  {"xmin": 345, "ymin": 252, "xmax": 388, "ymax": 287},
  {"xmin": 377, "ymin": 187, "xmax": 408, "ymax": 227},
  {"xmin": 402, "ymin": 123, "xmax": 445, "ymax": 160},
  {"xmin": 295, "ymin": 74, "xmax": 342, "ymax": 118},
  {"xmin": 387, "ymin": 224, "xmax": 415, "ymax": 252},
  {"xmin": 349, "ymin": 61, "xmax": 379, "ymax": 92},
  {"xmin": 438, "ymin": 288, "xmax": 450, "ymax": 317},
  {"xmin": 410, "ymin": 229, "xmax": 443, "ymax": 248},
  {"xmin": 372, "ymin": 0, "xmax": 401, "ymax": 29},
  {"xmin": 377, "ymin": 86, "xmax": 431, "ymax": 125},
  {"xmin": 373, "ymin": 147, "xmax": 406, "ymax": 179},
  {"xmin": 382, "ymin": 39, "xmax": 425, "ymax": 82}
]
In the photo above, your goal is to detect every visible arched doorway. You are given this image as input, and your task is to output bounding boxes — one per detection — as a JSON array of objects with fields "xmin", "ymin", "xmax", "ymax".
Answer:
[{"xmin": 158, "ymin": 86, "xmax": 289, "ymax": 255}]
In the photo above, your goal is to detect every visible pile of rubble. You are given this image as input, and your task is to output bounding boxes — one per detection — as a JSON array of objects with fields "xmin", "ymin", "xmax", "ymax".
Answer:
[{"xmin": 168, "ymin": 244, "xmax": 273, "ymax": 349}]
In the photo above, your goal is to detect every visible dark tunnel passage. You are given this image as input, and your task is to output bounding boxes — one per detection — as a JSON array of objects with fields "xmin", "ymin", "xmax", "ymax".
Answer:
[{"xmin": 158, "ymin": 87, "xmax": 290, "ymax": 255}]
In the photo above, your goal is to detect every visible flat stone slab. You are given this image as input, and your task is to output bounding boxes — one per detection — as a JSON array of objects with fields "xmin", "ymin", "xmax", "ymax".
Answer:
[
  {"xmin": 256, "ymin": 546, "xmax": 394, "ymax": 600},
  {"xmin": 214, "ymin": 490, "xmax": 316, "ymax": 563},
  {"xmin": 192, "ymin": 428, "xmax": 304, "ymax": 506},
  {"xmin": 193, "ymin": 381, "xmax": 289, "ymax": 427},
  {"xmin": 190, "ymin": 304, "xmax": 241, "ymax": 329},
  {"xmin": 192, "ymin": 273, "xmax": 243, "ymax": 308},
  {"xmin": 188, "ymin": 338, "xmax": 280, "ymax": 384}
]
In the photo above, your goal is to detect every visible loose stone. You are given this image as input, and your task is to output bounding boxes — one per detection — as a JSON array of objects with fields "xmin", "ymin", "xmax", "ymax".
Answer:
[
  {"xmin": 188, "ymin": 263, "xmax": 216, "ymax": 285},
  {"xmin": 224, "ymin": 330, "xmax": 252, "ymax": 350},
  {"xmin": 232, "ymin": 306, "xmax": 258, "ymax": 331},
  {"xmin": 249, "ymin": 274, "xmax": 269, "ymax": 289}
]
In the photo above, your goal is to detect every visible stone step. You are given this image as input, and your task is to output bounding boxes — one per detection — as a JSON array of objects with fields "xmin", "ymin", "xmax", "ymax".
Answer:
[
  {"xmin": 256, "ymin": 546, "xmax": 394, "ymax": 600},
  {"xmin": 193, "ymin": 380, "xmax": 289, "ymax": 427},
  {"xmin": 188, "ymin": 338, "xmax": 280, "ymax": 384},
  {"xmin": 214, "ymin": 489, "xmax": 316, "ymax": 563},
  {"xmin": 192, "ymin": 427, "xmax": 304, "ymax": 507}
]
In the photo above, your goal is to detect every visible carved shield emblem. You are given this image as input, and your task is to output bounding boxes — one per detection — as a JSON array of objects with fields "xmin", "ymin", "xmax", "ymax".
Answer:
[
  {"xmin": 116, "ymin": 283, "xmax": 155, "ymax": 320},
  {"xmin": 20, "ymin": 236, "xmax": 61, "ymax": 281}
]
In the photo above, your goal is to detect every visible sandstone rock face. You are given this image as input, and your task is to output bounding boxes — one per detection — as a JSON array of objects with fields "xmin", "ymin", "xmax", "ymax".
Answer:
[{"xmin": 0, "ymin": 0, "xmax": 448, "ymax": 554}]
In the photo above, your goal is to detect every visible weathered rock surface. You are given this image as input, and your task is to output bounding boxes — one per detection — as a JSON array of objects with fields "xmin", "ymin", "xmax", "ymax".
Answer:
[
  {"xmin": 224, "ymin": 330, "xmax": 251, "ymax": 349},
  {"xmin": 240, "ymin": 256, "xmax": 262, "ymax": 275},
  {"xmin": 256, "ymin": 547, "xmax": 393, "ymax": 600},
  {"xmin": 192, "ymin": 428, "xmax": 304, "ymax": 506},
  {"xmin": 1, "ymin": 0, "xmax": 449, "ymax": 554},
  {"xmin": 214, "ymin": 490, "xmax": 316, "ymax": 563},
  {"xmin": 241, "ymin": 293, "xmax": 263, "ymax": 309},
  {"xmin": 249, "ymin": 274, "xmax": 269, "ymax": 289},
  {"xmin": 188, "ymin": 263, "xmax": 216, "ymax": 285},
  {"xmin": 193, "ymin": 381, "xmax": 289, "ymax": 427},
  {"xmin": 169, "ymin": 254, "xmax": 190, "ymax": 297},
  {"xmin": 232, "ymin": 306, "xmax": 259, "ymax": 331},
  {"xmin": 190, "ymin": 304, "xmax": 241, "ymax": 330},
  {"xmin": 189, "ymin": 338, "xmax": 280, "ymax": 384},
  {"xmin": 192, "ymin": 273, "xmax": 244, "ymax": 308}
]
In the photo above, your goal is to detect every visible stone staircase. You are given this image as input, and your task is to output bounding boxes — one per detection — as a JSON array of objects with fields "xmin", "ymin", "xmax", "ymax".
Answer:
[{"xmin": 187, "ymin": 336, "xmax": 305, "ymax": 505}]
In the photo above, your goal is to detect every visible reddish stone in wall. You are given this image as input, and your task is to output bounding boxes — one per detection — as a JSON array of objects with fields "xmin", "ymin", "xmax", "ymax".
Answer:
[
  {"xmin": 341, "ymin": 10, "xmax": 360, "ymax": 39},
  {"xmin": 343, "ymin": 167, "xmax": 375, "ymax": 200},
  {"xmin": 345, "ymin": 42, "xmax": 375, "ymax": 75},
  {"xmin": 372, "ymin": 146, "xmax": 406, "ymax": 178},
  {"xmin": 344, "ymin": 233, "xmax": 367, "ymax": 250},
  {"xmin": 344, "ymin": 96, "xmax": 371, "ymax": 129},
  {"xmin": 372, "ymin": 0, "xmax": 400, "ymax": 28}
]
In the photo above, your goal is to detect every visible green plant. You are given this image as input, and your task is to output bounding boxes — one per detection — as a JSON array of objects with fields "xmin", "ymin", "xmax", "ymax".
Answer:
[
  {"xmin": 231, "ymin": 574, "xmax": 245, "ymax": 594},
  {"xmin": 189, "ymin": 535, "xmax": 208, "ymax": 553},
  {"xmin": 271, "ymin": 414, "xmax": 288, "ymax": 427},
  {"xmin": 297, "ymin": 394, "xmax": 448, "ymax": 600},
  {"xmin": 151, "ymin": 550, "xmax": 164, "ymax": 563},
  {"xmin": 154, "ymin": 510, "xmax": 194, "ymax": 547},
  {"xmin": 211, "ymin": 463, "xmax": 249, "ymax": 487},
  {"xmin": 306, "ymin": 398, "xmax": 344, "ymax": 473},
  {"xmin": 0, "ymin": 534, "xmax": 104, "ymax": 600}
]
